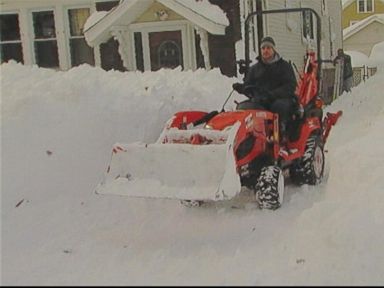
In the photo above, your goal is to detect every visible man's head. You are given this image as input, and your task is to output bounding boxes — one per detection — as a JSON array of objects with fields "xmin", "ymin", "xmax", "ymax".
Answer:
[
  {"xmin": 260, "ymin": 36, "xmax": 276, "ymax": 62},
  {"xmin": 337, "ymin": 48, "xmax": 344, "ymax": 56}
]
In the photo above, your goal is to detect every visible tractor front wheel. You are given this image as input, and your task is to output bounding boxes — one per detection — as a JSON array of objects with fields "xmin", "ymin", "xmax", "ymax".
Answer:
[{"xmin": 255, "ymin": 166, "xmax": 284, "ymax": 210}]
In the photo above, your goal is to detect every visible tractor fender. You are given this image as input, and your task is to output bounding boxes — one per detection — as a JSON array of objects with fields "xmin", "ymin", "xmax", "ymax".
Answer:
[{"xmin": 290, "ymin": 116, "xmax": 322, "ymax": 154}]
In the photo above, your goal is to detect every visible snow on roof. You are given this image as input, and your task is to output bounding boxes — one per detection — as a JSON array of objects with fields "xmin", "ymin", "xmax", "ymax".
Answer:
[
  {"xmin": 83, "ymin": 11, "xmax": 108, "ymax": 32},
  {"xmin": 343, "ymin": 13, "xmax": 384, "ymax": 40},
  {"xmin": 84, "ymin": 0, "xmax": 229, "ymax": 46},
  {"xmin": 173, "ymin": 0, "xmax": 229, "ymax": 26}
]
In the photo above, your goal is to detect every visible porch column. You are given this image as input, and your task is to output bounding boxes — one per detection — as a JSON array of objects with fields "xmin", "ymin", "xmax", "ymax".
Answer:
[
  {"xmin": 195, "ymin": 27, "xmax": 211, "ymax": 70},
  {"xmin": 111, "ymin": 27, "xmax": 133, "ymax": 70}
]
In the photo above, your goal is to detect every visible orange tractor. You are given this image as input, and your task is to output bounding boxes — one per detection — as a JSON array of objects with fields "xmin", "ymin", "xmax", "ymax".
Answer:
[{"xmin": 96, "ymin": 8, "xmax": 342, "ymax": 209}]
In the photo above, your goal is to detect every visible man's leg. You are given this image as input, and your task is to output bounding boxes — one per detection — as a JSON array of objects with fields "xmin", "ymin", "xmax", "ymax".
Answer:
[
  {"xmin": 270, "ymin": 99, "xmax": 293, "ymax": 143},
  {"xmin": 236, "ymin": 99, "xmax": 266, "ymax": 110},
  {"xmin": 344, "ymin": 76, "xmax": 353, "ymax": 92}
]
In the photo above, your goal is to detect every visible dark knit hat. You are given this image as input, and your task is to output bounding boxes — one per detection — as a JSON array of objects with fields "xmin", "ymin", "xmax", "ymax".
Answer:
[{"xmin": 260, "ymin": 36, "xmax": 276, "ymax": 49}]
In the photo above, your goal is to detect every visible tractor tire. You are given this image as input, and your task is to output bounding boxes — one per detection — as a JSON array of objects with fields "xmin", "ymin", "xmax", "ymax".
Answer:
[
  {"xmin": 255, "ymin": 166, "xmax": 284, "ymax": 210},
  {"xmin": 291, "ymin": 134, "xmax": 324, "ymax": 185}
]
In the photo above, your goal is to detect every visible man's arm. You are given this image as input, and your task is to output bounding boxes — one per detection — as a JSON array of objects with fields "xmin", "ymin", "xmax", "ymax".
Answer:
[
  {"xmin": 333, "ymin": 55, "xmax": 340, "ymax": 66},
  {"xmin": 234, "ymin": 64, "xmax": 262, "ymax": 97}
]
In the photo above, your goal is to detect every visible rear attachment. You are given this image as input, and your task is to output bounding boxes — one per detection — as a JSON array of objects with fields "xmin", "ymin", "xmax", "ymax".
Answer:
[{"xmin": 95, "ymin": 123, "xmax": 242, "ymax": 202}]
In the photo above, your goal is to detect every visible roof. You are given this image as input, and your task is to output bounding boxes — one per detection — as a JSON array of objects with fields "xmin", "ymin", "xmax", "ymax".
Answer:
[
  {"xmin": 343, "ymin": 13, "xmax": 384, "ymax": 39},
  {"xmin": 84, "ymin": 0, "xmax": 229, "ymax": 47}
]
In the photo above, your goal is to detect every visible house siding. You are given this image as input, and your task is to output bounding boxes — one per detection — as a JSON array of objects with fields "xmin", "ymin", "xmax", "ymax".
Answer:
[
  {"xmin": 263, "ymin": 0, "xmax": 306, "ymax": 71},
  {"xmin": 344, "ymin": 21, "xmax": 384, "ymax": 55},
  {"xmin": 0, "ymin": 0, "xmax": 119, "ymax": 69},
  {"xmin": 252, "ymin": 0, "xmax": 341, "ymax": 69},
  {"xmin": 135, "ymin": 2, "xmax": 184, "ymax": 23}
]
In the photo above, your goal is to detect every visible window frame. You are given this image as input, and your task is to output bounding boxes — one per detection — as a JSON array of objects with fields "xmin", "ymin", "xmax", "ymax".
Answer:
[
  {"xmin": 357, "ymin": 0, "xmax": 374, "ymax": 13},
  {"xmin": 65, "ymin": 5, "xmax": 95, "ymax": 67},
  {"xmin": 30, "ymin": 8, "xmax": 60, "ymax": 68},
  {"xmin": 0, "ymin": 12, "xmax": 23, "ymax": 63},
  {"xmin": 301, "ymin": 10, "xmax": 315, "ymax": 42}
]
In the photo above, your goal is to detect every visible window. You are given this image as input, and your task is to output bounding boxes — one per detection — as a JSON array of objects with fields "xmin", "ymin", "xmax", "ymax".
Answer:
[
  {"xmin": 0, "ymin": 14, "xmax": 23, "ymax": 64},
  {"xmin": 134, "ymin": 32, "xmax": 144, "ymax": 72},
  {"xmin": 358, "ymin": 0, "xmax": 374, "ymax": 13},
  {"xmin": 302, "ymin": 10, "xmax": 314, "ymax": 40},
  {"xmin": 68, "ymin": 8, "xmax": 94, "ymax": 67},
  {"xmin": 32, "ymin": 11, "xmax": 59, "ymax": 68}
]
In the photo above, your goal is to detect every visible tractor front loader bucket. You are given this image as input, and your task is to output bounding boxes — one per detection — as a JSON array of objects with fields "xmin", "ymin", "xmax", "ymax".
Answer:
[{"xmin": 95, "ymin": 124, "xmax": 242, "ymax": 202}]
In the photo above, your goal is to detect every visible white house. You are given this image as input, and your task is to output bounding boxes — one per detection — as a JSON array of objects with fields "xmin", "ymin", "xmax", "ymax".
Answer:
[
  {"xmin": 0, "ymin": 0, "xmax": 342, "ymax": 89},
  {"xmin": 0, "ymin": 0, "xmax": 121, "ymax": 71}
]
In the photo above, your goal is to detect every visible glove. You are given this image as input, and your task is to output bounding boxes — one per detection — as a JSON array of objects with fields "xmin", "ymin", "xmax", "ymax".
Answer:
[{"xmin": 232, "ymin": 82, "xmax": 244, "ymax": 94}]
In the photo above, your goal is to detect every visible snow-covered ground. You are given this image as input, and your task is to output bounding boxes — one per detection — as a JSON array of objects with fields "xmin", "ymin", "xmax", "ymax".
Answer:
[{"xmin": 1, "ymin": 55, "xmax": 384, "ymax": 285}]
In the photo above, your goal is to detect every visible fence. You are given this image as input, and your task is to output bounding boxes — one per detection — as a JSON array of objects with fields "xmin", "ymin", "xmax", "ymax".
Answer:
[
  {"xmin": 320, "ymin": 64, "xmax": 377, "ymax": 105},
  {"xmin": 352, "ymin": 65, "xmax": 377, "ymax": 87}
]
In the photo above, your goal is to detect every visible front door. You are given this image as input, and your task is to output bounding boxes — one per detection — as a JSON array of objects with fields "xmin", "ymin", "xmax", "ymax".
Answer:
[{"xmin": 149, "ymin": 30, "xmax": 183, "ymax": 71}]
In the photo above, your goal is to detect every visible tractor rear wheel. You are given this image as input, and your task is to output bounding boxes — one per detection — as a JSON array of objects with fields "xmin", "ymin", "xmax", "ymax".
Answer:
[
  {"xmin": 291, "ymin": 134, "xmax": 324, "ymax": 185},
  {"xmin": 255, "ymin": 166, "xmax": 284, "ymax": 210}
]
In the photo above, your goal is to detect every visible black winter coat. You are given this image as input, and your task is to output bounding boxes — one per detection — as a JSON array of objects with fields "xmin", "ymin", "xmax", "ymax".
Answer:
[{"xmin": 243, "ymin": 56, "xmax": 297, "ymax": 101}]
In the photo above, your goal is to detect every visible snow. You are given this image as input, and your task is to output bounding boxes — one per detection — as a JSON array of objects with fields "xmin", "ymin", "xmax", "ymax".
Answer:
[
  {"xmin": 83, "ymin": 11, "xmax": 108, "ymax": 32},
  {"xmin": 345, "ymin": 50, "xmax": 371, "ymax": 67},
  {"xmin": 370, "ymin": 41, "xmax": 384, "ymax": 66},
  {"xmin": 346, "ymin": 41, "xmax": 384, "ymax": 68},
  {"xmin": 84, "ymin": 0, "xmax": 229, "ymax": 34},
  {"xmin": 1, "ymin": 59, "xmax": 384, "ymax": 285},
  {"xmin": 174, "ymin": 0, "xmax": 229, "ymax": 26}
]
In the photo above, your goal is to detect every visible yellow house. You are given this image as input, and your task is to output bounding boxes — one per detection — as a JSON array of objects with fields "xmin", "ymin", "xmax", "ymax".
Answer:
[
  {"xmin": 342, "ymin": 0, "xmax": 384, "ymax": 28},
  {"xmin": 342, "ymin": 0, "xmax": 384, "ymax": 56}
]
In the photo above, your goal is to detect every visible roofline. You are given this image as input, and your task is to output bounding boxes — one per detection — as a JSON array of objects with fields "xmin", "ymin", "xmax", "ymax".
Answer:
[
  {"xmin": 158, "ymin": 0, "xmax": 227, "ymax": 34},
  {"xmin": 85, "ymin": 0, "xmax": 154, "ymax": 47},
  {"xmin": 343, "ymin": 13, "xmax": 384, "ymax": 40},
  {"xmin": 342, "ymin": 0, "xmax": 354, "ymax": 9},
  {"xmin": 84, "ymin": 0, "xmax": 228, "ymax": 47}
]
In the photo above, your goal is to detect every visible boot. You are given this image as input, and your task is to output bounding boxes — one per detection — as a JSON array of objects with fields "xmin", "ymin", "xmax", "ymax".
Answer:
[{"xmin": 279, "ymin": 121, "xmax": 290, "ymax": 156}]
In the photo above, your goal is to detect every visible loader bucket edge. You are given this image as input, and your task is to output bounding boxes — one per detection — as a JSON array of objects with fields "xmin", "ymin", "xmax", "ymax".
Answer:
[{"xmin": 96, "ymin": 123, "xmax": 242, "ymax": 202}]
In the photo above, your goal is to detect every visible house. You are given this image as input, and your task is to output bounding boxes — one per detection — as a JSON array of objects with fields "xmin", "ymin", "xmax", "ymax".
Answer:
[
  {"xmin": 83, "ymin": 0, "xmax": 343, "ymax": 75},
  {"xmin": 1, "ymin": 0, "xmax": 342, "ymax": 101},
  {"xmin": 342, "ymin": 0, "xmax": 384, "ymax": 29},
  {"xmin": 341, "ymin": 0, "xmax": 384, "ymax": 56},
  {"xmin": 0, "ymin": 0, "xmax": 123, "ymax": 71}
]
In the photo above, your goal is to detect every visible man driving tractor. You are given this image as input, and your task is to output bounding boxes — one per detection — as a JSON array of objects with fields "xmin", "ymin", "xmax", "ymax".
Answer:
[{"xmin": 232, "ymin": 36, "xmax": 298, "ymax": 144}]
